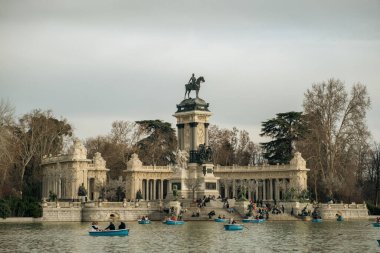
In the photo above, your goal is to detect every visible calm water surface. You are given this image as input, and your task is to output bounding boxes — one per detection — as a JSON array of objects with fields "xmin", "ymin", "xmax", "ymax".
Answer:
[{"xmin": 0, "ymin": 220, "xmax": 378, "ymax": 253}]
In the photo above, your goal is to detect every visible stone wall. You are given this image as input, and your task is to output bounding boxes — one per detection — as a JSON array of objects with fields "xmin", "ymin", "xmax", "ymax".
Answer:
[
  {"xmin": 319, "ymin": 203, "xmax": 368, "ymax": 219},
  {"xmin": 42, "ymin": 207, "xmax": 82, "ymax": 221},
  {"xmin": 0, "ymin": 217, "xmax": 43, "ymax": 223},
  {"xmin": 42, "ymin": 201, "xmax": 165, "ymax": 221},
  {"xmin": 232, "ymin": 201, "xmax": 369, "ymax": 220}
]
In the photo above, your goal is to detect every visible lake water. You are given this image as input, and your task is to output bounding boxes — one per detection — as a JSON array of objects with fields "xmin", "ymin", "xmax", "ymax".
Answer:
[{"xmin": 0, "ymin": 220, "xmax": 378, "ymax": 253}]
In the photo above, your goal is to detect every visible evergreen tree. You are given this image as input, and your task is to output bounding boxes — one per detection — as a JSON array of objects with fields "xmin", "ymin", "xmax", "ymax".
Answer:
[
  {"xmin": 260, "ymin": 112, "xmax": 306, "ymax": 164},
  {"xmin": 135, "ymin": 120, "xmax": 177, "ymax": 166}
]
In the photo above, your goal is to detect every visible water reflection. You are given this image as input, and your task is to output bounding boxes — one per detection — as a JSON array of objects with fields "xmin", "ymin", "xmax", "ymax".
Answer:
[{"xmin": 0, "ymin": 221, "xmax": 377, "ymax": 253}]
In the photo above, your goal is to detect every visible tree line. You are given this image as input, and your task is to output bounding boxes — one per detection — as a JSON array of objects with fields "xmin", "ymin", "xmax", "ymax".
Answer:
[
  {"xmin": 260, "ymin": 79, "xmax": 378, "ymax": 205},
  {"xmin": 0, "ymin": 78, "xmax": 379, "ymax": 210}
]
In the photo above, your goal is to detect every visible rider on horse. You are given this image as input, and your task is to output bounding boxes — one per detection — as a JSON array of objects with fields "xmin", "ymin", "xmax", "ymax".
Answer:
[
  {"xmin": 188, "ymin": 73, "xmax": 196, "ymax": 87},
  {"xmin": 184, "ymin": 73, "xmax": 205, "ymax": 99}
]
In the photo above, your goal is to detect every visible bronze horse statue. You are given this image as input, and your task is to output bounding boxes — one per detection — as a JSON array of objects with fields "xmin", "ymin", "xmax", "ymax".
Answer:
[{"xmin": 184, "ymin": 76, "xmax": 205, "ymax": 99}]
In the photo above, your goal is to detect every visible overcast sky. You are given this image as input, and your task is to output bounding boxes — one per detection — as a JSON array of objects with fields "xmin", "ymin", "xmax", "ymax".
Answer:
[{"xmin": 1, "ymin": 0, "xmax": 380, "ymax": 143}]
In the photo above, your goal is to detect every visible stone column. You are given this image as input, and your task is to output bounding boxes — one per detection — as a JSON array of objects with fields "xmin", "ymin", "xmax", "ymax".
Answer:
[
  {"xmin": 153, "ymin": 180, "xmax": 157, "ymax": 200},
  {"xmin": 177, "ymin": 124, "xmax": 184, "ymax": 150},
  {"xmin": 224, "ymin": 185, "xmax": 228, "ymax": 199},
  {"xmin": 269, "ymin": 179, "xmax": 273, "ymax": 201},
  {"xmin": 275, "ymin": 179, "xmax": 279, "ymax": 201},
  {"xmin": 158, "ymin": 179, "xmax": 164, "ymax": 199},
  {"xmin": 149, "ymin": 180, "xmax": 152, "ymax": 200},
  {"xmin": 263, "ymin": 179, "xmax": 266, "ymax": 201},
  {"xmin": 248, "ymin": 188, "xmax": 252, "ymax": 201},
  {"xmin": 204, "ymin": 123, "xmax": 209, "ymax": 146},
  {"xmin": 232, "ymin": 180, "xmax": 236, "ymax": 198},
  {"xmin": 190, "ymin": 122, "xmax": 198, "ymax": 150},
  {"xmin": 255, "ymin": 183, "xmax": 259, "ymax": 201},
  {"xmin": 142, "ymin": 179, "xmax": 148, "ymax": 200}
]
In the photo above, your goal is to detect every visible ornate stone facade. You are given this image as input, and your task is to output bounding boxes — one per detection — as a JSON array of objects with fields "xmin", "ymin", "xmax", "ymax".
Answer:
[
  {"xmin": 41, "ymin": 139, "xmax": 109, "ymax": 201},
  {"xmin": 123, "ymin": 96, "xmax": 309, "ymax": 202},
  {"xmin": 124, "ymin": 154, "xmax": 172, "ymax": 201},
  {"xmin": 214, "ymin": 152, "xmax": 309, "ymax": 201},
  {"xmin": 41, "ymin": 94, "xmax": 309, "ymax": 204}
]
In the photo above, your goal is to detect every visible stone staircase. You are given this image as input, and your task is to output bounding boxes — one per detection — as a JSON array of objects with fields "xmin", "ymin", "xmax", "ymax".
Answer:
[{"xmin": 181, "ymin": 199, "xmax": 243, "ymax": 221}]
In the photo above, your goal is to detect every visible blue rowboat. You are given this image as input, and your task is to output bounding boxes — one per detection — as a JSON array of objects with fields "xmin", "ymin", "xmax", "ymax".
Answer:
[
  {"xmin": 373, "ymin": 223, "xmax": 380, "ymax": 227},
  {"xmin": 214, "ymin": 218, "xmax": 226, "ymax": 222},
  {"xmin": 224, "ymin": 224, "xmax": 243, "ymax": 231},
  {"xmin": 337, "ymin": 216, "xmax": 344, "ymax": 222},
  {"xmin": 138, "ymin": 220, "xmax": 151, "ymax": 224},
  {"xmin": 165, "ymin": 220, "xmax": 185, "ymax": 225},
  {"xmin": 89, "ymin": 229, "xmax": 129, "ymax": 236},
  {"xmin": 242, "ymin": 219, "xmax": 265, "ymax": 223},
  {"xmin": 312, "ymin": 219, "xmax": 323, "ymax": 223}
]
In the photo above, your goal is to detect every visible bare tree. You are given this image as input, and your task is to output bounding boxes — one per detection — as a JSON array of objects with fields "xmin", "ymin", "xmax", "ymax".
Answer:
[
  {"xmin": 14, "ymin": 110, "xmax": 72, "ymax": 197},
  {"xmin": 301, "ymin": 79, "xmax": 371, "ymax": 201},
  {"xmin": 208, "ymin": 125, "xmax": 261, "ymax": 166},
  {"xmin": 185, "ymin": 177, "xmax": 203, "ymax": 201},
  {"xmin": 0, "ymin": 100, "xmax": 16, "ymax": 196},
  {"xmin": 110, "ymin": 120, "xmax": 142, "ymax": 162}
]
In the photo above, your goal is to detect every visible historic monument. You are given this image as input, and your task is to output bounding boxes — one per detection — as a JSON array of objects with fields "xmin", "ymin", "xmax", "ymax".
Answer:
[
  {"xmin": 43, "ymin": 74, "xmax": 371, "ymax": 222},
  {"xmin": 41, "ymin": 139, "xmax": 108, "ymax": 201}
]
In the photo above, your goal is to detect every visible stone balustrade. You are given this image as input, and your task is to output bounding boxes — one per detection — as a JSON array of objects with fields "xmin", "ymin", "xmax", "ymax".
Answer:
[
  {"xmin": 41, "ymin": 154, "xmax": 90, "ymax": 164},
  {"xmin": 214, "ymin": 164, "xmax": 303, "ymax": 172},
  {"xmin": 128, "ymin": 165, "xmax": 173, "ymax": 172},
  {"xmin": 42, "ymin": 200, "xmax": 165, "ymax": 221}
]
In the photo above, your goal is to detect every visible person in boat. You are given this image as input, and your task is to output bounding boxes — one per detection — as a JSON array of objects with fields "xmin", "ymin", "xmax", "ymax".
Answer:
[
  {"xmin": 118, "ymin": 221, "xmax": 126, "ymax": 229},
  {"xmin": 218, "ymin": 214, "xmax": 222, "ymax": 219},
  {"xmin": 142, "ymin": 216, "xmax": 146, "ymax": 221},
  {"xmin": 222, "ymin": 215, "xmax": 226, "ymax": 219},
  {"xmin": 377, "ymin": 217, "xmax": 380, "ymax": 223},
  {"xmin": 91, "ymin": 221, "xmax": 100, "ymax": 231},
  {"xmin": 311, "ymin": 210, "xmax": 318, "ymax": 219},
  {"xmin": 145, "ymin": 216, "xmax": 149, "ymax": 221},
  {"xmin": 105, "ymin": 221, "xmax": 116, "ymax": 230},
  {"xmin": 228, "ymin": 217, "xmax": 237, "ymax": 224}
]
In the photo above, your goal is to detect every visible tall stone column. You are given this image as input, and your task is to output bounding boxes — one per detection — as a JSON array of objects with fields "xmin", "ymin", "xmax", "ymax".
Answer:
[
  {"xmin": 275, "ymin": 179, "xmax": 279, "ymax": 201},
  {"xmin": 143, "ymin": 180, "xmax": 146, "ymax": 200},
  {"xmin": 153, "ymin": 180, "xmax": 157, "ymax": 200},
  {"xmin": 204, "ymin": 123, "xmax": 209, "ymax": 146},
  {"xmin": 149, "ymin": 180, "xmax": 152, "ymax": 200},
  {"xmin": 263, "ymin": 179, "xmax": 266, "ymax": 201},
  {"xmin": 190, "ymin": 122, "xmax": 198, "ymax": 150},
  {"xmin": 160, "ymin": 179, "xmax": 164, "ymax": 200},
  {"xmin": 269, "ymin": 179, "xmax": 273, "ymax": 201},
  {"xmin": 177, "ymin": 124, "xmax": 184, "ymax": 150},
  {"xmin": 224, "ymin": 185, "xmax": 228, "ymax": 199},
  {"xmin": 232, "ymin": 180, "xmax": 236, "ymax": 198},
  {"xmin": 255, "ymin": 183, "xmax": 259, "ymax": 201}
]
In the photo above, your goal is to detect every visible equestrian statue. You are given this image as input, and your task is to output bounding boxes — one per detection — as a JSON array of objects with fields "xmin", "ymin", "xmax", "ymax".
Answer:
[{"xmin": 184, "ymin": 73, "xmax": 205, "ymax": 99}]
